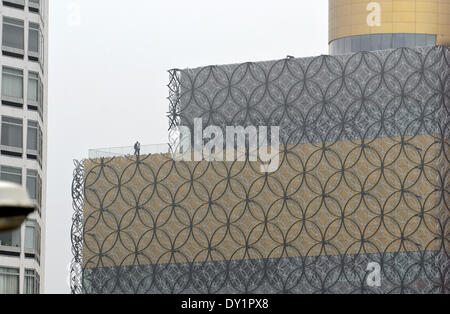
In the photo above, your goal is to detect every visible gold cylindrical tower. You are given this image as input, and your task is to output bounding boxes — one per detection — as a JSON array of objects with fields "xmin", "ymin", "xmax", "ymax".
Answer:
[{"xmin": 329, "ymin": 0, "xmax": 450, "ymax": 54}]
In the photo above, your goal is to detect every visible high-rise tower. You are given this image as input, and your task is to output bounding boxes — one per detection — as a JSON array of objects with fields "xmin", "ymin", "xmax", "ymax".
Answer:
[
  {"xmin": 0, "ymin": 0, "xmax": 48, "ymax": 294},
  {"xmin": 329, "ymin": 0, "xmax": 450, "ymax": 55}
]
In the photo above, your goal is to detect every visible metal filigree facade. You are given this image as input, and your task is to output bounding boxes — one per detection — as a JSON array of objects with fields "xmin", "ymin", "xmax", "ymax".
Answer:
[{"xmin": 72, "ymin": 46, "xmax": 450, "ymax": 294}]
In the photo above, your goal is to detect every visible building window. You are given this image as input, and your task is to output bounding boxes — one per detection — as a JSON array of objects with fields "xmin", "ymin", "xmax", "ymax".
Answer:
[
  {"xmin": 28, "ymin": 22, "xmax": 40, "ymax": 61},
  {"xmin": 28, "ymin": 0, "xmax": 40, "ymax": 13},
  {"xmin": 3, "ymin": 0, "xmax": 25, "ymax": 10},
  {"xmin": 38, "ymin": 175, "xmax": 42, "ymax": 211},
  {"xmin": 27, "ymin": 72, "xmax": 39, "ymax": 110},
  {"xmin": 26, "ymin": 169, "xmax": 37, "ymax": 199},
  {"xmin": 40, "ymin": 32, "xmax": 45, "ymax": 68},
  {"xmin": 38, "ymin": 127, "xmax": 43, "ymax": 165},
  {"xmin": 27, "ymin": 120, "xmax": 38, "ymax": 158},
  {"xmin": 1, "ymin": 116, "xmax": 23, "ymax": 156},
  {"xmin": 27, "ymin": 72, "xmax": 44, "ymax": 118},
  {"xmin": 2, "ymin": 17, "xmax": 24, "ymax": 58},
  {"xmin": 0, "ymin": 267, "xmax": 19, "ymax": 294},
  {"xmin": 0, "ymin": 165, "xmax": 22, "ymax": 184},
  {"xmin": 330, "ymin": 33, "xmax": 437, "ymax": 55},
  {"xmin": 24, "ymin": 270, "xmax": 40, "ymax": 294},
  {"xmin": 26, "ymin": 169, "xmax": 41, "ymax": 215},
  {"xmin": 38, "ymin": 175, "xmax": 42, "ymax": 213},
  {"xmin": 0, "ymin": 228, "xmax": 21, "ymax": 249},
  {"xmin": 38, "ymin": 78, "xmax": 44, "ymax": 118},
  {"xmin": 26, "ymin": 121, "xmax": 44, "ymax": 166},
  {"xmin": 25, "ymin": 220, "xmax": 40, "ymax": 261},
  {"xmin": 2, "ymin": 67, "xmax": 24, "ymax": 107},
  {"xmin": 0, "ymin": 167, "xmax": 24, "ymax": 245}
]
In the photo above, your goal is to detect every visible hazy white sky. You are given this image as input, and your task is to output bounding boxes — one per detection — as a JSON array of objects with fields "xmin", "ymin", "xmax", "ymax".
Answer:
[{"xmin": 46, "ymin": 0, "xmax": 328, "ymax": 293}]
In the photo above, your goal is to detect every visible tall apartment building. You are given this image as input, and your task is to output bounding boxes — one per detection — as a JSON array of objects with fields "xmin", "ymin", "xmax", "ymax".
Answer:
[{"xmin": 0, "ymin": 0, "xmax": 48, "ymax": 294}]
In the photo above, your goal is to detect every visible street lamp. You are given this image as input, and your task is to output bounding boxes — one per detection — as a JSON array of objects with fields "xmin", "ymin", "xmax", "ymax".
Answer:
[{"xmin": 0, "ymin": 181, "xmax": 35, "ymax": 232}]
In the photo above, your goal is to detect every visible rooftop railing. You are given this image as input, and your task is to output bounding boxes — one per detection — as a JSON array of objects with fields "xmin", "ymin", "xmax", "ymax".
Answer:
[{"xmin": 88, "ymin": 143, "xmax": 169, "ymax": 159}]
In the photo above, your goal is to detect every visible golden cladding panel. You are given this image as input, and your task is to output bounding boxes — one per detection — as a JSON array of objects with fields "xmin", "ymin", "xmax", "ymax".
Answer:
[
  {"xmin": 82, "ymin": 134, "xmax": 448, "ymax": 269},
  {"xmin": 329, "ymin": 0, "xmax": 450, "ymax": 46}
]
